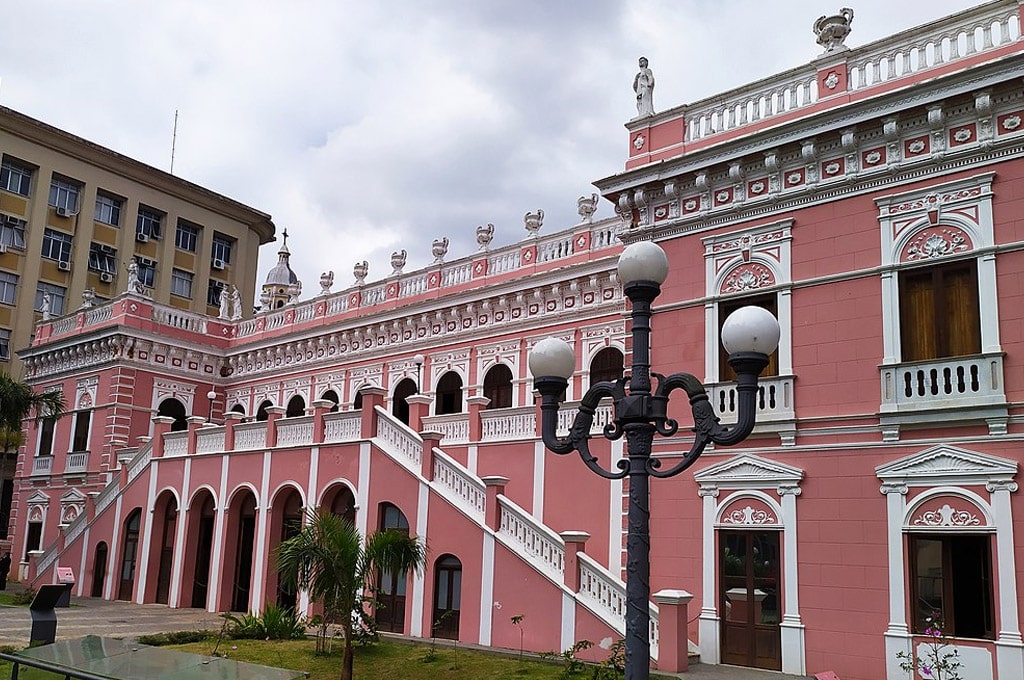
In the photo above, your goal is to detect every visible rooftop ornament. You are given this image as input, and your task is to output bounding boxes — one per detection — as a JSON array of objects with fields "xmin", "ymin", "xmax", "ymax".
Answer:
[
  {"xmin": 814, "ymin": 7, "xmax": 855, "ymax": 54},
  {"xmin": 477, "ymin": 223, "xmax": 495, "ymax": 251},
  {"xmin": 524, "ymin": 210, "xmax": 544, "ymax": 237}
]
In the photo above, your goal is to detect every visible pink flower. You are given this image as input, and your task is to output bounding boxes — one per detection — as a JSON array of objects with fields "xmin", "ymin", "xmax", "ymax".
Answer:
[{"xmin": 921, "ymin": 666, "xmax": 932, "ymax": 677}]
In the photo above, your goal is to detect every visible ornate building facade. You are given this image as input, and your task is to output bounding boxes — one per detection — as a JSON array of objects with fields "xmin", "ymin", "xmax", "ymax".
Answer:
[{"xmin": 11, "ymin": 2, "xmax": 1024, "ymax": 679}]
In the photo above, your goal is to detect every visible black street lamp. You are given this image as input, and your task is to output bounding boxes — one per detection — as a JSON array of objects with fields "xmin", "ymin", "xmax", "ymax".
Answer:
[
  {"xmin": 529, "ymin": 240, "xmax": 780, "ymax": 680},
  {"xmin": 414, "ymin": 353, "xmax": 425, "ymax": 394}
]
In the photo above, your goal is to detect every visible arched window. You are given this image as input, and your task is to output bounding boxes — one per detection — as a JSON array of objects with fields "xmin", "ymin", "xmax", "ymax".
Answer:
[
  {"xmin": 353, "ymin": 390, "xmax": 365, "ymax": 411},
  {"xmin": 324, "ymin": 485, "xmax": 356, "ymax": 525},
  {"xmin": 435, "ymin": 371, "xmax": 463, "ymax": 415},
  {"xmin": 286, "ymin": 395, "xmax": 306, "ymax": 418},
  {"xmin": 432, "ymin": 554, "xmax": 462, "ymax": 640},
  {"xmin": 376, "ymin": 502, "xmax": 410, "ymax": 632},
  {"xmin": 255, "ymin": 400, "xmax": 273, "ymax": 422},
  {"xmin": 117, "ymin": 509, "xmax": 142, "ymax": 600},
  {"xmin": 590, "ymin": 347, "xmax": 624, "ymax": 385},
  {"xmin": 482, "ymin": 364, "xmax": 513, "ymax": 409},
  {"xmin": 157, "ymin": 398, "xmax": 187, "ymax": 432},
  {"xmin": 230, "ymin": 404, "xmax": 246, "ymax": 415},
  {"xmin": 392, "ymin": 378, "xmax": 417, "ymax": 425},
  {"xmin": 320, "ymin": 390, "xmax": 340, "ymax": 412}
]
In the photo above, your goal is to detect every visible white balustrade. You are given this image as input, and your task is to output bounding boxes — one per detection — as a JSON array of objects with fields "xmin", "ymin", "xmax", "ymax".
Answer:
[
  {"xmin": 323, "ymin": 412, "xmax": 361, "ymax": 443},
  {"xmin": 362, "ymin": 283, "xmax": 388, "ymax": 306},
  {"xmin": 400, "ymin": 273, "xmax": 430, "ymax": 297},
  {"xmin": 152, "ymin": 307, "xmax": 208, "ymax": 334},
  {"xmin": 880, "ymin": 353, "xmax": 1006, "ymax": 412},
  {"xmin": 431, "ymin": 450, "xmax": 486, "ymax": 519},
  {"xmin": 163, "ymin": 431, "xmax": 189, "ymax": 457},
  {"xmin": 708, "ymin": 375, "xmax": 795, "ymax": 423},
  {"xmin": 589, "ymin": 220, "xmax": 621, "ymax": 250},
  {"xmin": 326, "ymin": 294, "xmax": 349, "ymax": 315},
  {"xmin": 234, "ymin": 422, "xmax": 268, "ymax": 450},
  {"xmin": 126, "ymin": 442, "xmax": 152, "ymax": 481},
  {"xmin": 30, "ymin": 455, "xmax": 53, "ymax": 476},
  {"xmin": 557, "ymin": 401, "xmax": 614, "ymax": 436},
  {"xmin": 294, "ymin": 301, "xmax": 316, "ymax": 323},
  {"xmin": 480, "ymin": 407, "xmax": 535, "ymax": 441},
  {"xmin": 374, "ymin": 408, "xmax": 421, "ymax": 470},
  {"xmin": 93, "ymin": 481, "xmax": 118, "ymax": 515},
  {"xmin": 235, "ymin": 318, "xmax": 260, "ymax": 337},
  {"xmin": 577, "ymin": 553, "xmax": 660, "ymax": 659},
  {"xmin": 421, "ymin": 413, "xmax": 469, "ymax": 443},
  {"xmin": 487, "ymin": 250, "xmax": 521, "ymax": 275},
  {"xmin": 277, "ymin": 416, "xmax": 314, "ymax": 447},
  {"xmin": 84, "ymin": 305, "xmax": 113, "ymax": 327},
  {"xmin": 64, "ymin": 452, "xmax": 88, "ymax": 474},
  {"xmin": 538, "ymin": 235, "xmax": 575, "ymax": 262},
  {"xmin": 265, "ymin": 309, "xmax": 289, "ymax": 331},
  {"xmin": 441, "ymin": 263, "xmax": 473, "ymax": 287},
  {"xmin": 497, "ymin": 497, "xmax": 565, "ymax": 581},
  {"xmin": 196, "ymin": 427, "xmax": 226, "ymax": 454}
]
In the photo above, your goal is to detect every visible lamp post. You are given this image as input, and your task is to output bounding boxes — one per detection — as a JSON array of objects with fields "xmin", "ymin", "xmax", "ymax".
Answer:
[
  {"xmin": 414, "ymin": 353, "xmax": 425, "ymax": 394},
  {"xmin": 529, "ymin": 240, "xmax": 780, "ymax": 680},
  {"xmin": 206, "ymin": 389, "xmax": 217, "ymax": 423}
]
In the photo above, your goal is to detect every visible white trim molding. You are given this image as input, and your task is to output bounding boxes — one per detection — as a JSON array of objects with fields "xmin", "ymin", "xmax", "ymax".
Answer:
[{"xmin": 693, "ymin": 453, "xmax": 805, "ymax": 675}]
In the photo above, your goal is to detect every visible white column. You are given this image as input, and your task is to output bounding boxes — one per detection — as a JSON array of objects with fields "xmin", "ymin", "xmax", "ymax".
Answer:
[
  {"xmin": 778, "ymin": 483, "xmax": 805, "ymax": 675},
  {"xmin": 608, "ymin": 438, "xmax": 624, "ymax": 575},
  {"xmin": 103, "ymin": 495, "xmax": 124, "ymax": 601},
  {"xmin": 697, "ymin": 486, "xmax": 720, "ymax": 664},
  {"xmin": 989, "ymin": 480, "xmax": 1024, "ymax": 676},
  {"xmin": 881, "ymin": 482, "xmax": 910, "ymax": 680},
  {"xmin": 410, "ymin": 478, "xmax": 429, "ymax": 637},
  {"xmin": 249, "ymin": 450, "xmax": 273, "ymax": 612},
  {"xmin": 134, "ymin": 459, "xmax": 160, "ymax": 604},
  {"xmin": 478, "ymin": 532, "xmax": 495, "ymax": 645},
  {"xmin": 979, "ymin": 253, "xmax": 1001, "ymax": 352},
  {"xmin": 533, "ymin": 441, "xmax": 545, "ymax": 519},
  {"xmin": 207, "ymin": 455, "xmax": 230, "ymax": 612},
  {"xmin": 169, "ymin": 457, "xmax": 192, "ymax": 607}
]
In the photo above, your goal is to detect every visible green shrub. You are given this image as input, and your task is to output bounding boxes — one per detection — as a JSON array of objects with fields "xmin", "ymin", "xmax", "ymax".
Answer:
[
  {"xmin": 137, "ymin": 631, "xmax": 213, "ymax": 646},
  {"xmin": 10, "ymin": 588, "xmax": 35, "ymax": 605},
  {"xmin": 222, "ymin": 604, "xmax": 306, "ymax": 641}
]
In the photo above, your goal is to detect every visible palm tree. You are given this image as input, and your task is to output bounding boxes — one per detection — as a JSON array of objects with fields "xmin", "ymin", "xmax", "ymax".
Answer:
[
  {"xmin": 276, "ymin": 509, "xmax": 425, "ymax": 680},
  {"xmin": 0, "ymin": 372, "xmax": 65, "ymax": 539}
]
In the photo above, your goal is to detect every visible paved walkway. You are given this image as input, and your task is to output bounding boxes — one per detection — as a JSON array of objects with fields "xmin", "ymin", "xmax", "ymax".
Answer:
[{"xmin": 0, "ymin": 583, "xmax": 811, "ymax": 678}]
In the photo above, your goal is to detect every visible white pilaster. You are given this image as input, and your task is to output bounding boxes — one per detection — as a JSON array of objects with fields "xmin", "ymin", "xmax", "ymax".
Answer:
[
  {"xmin": 533, "ymin": 441, "xmax": 545, "ymax": 519},
  {"xmin": 478, "ymin": 532, "xmax": 495, "ymax": 645},
  {"xmin": 169, "ymin": 457, "xmax": 192, "ymax": 607},
  {"xmin": 882, "ymin": 482, "xmax": 910, "ymax": 680},
  {"xmin": 410, "ymin": 478, "xmax": 429, "ymax": 637},
  {"xmin": 250, "ymin": 450, "xmax": 273, "ymax": 612},
  {"xmin": 697, "ymin": 486, "xmax": 720, "ymax": 664},
  {"xmin": 103, "ymin": 494, "xmax": 123, "ymax": 601},
  {"xmin": 207, "ymin": 455, "xmax": 230, "ymax": 612},
  {"xmin": 778, "ymin": 483, "xmax": 805, "ymax": 675},
  {"xmin": 134, "ymin": 459, "xmax": 160, "ymax": 603}
]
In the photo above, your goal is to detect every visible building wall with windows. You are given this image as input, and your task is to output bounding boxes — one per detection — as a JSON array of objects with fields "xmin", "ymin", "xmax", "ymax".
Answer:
[
  {"xmin": 10, "ymin": 3, "xmax": 1024, "ymax": 680},
  {"xmin": 0, "ymin": 106, "xmax": 276, "ymax": 379}
]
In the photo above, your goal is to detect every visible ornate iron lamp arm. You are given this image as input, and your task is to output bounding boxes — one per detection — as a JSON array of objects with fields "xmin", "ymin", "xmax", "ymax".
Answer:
[{"xmin": 534, "ymin": 377, "xmax": 628, "ymax": 479}]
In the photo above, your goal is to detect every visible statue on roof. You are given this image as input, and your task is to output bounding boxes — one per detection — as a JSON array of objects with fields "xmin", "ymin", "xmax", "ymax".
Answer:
[{"xmin": 634, "ymin": 57, "xmax": 655, "ymax": 118}]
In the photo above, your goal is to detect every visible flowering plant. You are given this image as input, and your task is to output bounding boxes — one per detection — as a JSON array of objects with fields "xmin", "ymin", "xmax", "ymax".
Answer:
[{"xmin": 896, "ymin": 616, "xmax": 962, "ymax": 680}]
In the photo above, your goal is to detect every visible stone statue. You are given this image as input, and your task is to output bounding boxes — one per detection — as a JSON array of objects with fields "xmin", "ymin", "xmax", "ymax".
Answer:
[
  {"xmin": 80, "ymin": 288, "xmax": 95, "ymax": 310},
  {"xmin": 476, "ymin": 224, "xmax": 495, "ymax": 251},
  {"xmin": 634, "ymin": 57, "xmax": 655, "ymax": 118},
  {"xmin": 391, "ymin": 249, "xmax": 407, "ymax": 275},
  {"xmin": 126, "ymin": 261, "xmax": 145, "ymax": 295},
  {"xmin": 319, "ymin": 271, "xmax": 334, "ymax": 295},
  {"xmin": 39, "ymin": 291, "xmax": 51, "ymax": 320},
  {"xmin": 218, "ymin": 288, "xmax": 230, "ymax": 320},
  {"xmin": 577, "ymin": 193, "xmax": 598, "ymax": 224},
  {"xmin": 814, "ymin": 8, "xmax": 855, "ymax": 53},
  {"xmin": 524, "ymin": 210, "xmax": 544, "ymax": 237},
  {"xmin": 432, "ymin": 238, "xmax": 449, "ymax": 264},
  {"xmin": 353, "ymin": 261, "xmax": 368, "ymax": 285},
  {"xmin": 230, "ymin": 286, "xmax": 242, "ymax": 320},
  {"xmin": 259, "ymin": 290, "xmax": 272, "ymax": 312},
  {"xmin": 289, "ymin": 280, "xmax": 302, "ymax": 304}
]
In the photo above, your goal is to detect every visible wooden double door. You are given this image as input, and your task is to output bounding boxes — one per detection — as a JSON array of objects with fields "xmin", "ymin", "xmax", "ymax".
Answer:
[{"xmin": 719, "ymin": 530, "xmax": 782, "ymax": 670}]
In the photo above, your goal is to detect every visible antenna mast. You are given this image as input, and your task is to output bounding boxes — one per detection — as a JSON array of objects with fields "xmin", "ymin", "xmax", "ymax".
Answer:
[{"xmin": 170, "ymin": 109, "xmax": 179, "ymax": 174}]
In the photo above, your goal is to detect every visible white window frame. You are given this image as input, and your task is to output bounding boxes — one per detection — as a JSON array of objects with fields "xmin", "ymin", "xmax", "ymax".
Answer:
[
  {"xmin": 94, "ymin": 193, "xmax": 122, "ymax": 226},
  {"xmin": 41, "ymin": 229, "xmax": 72, "ymax": 263},
  {"xmin": 171, "ymin": 268, "xmax": 193, "ymax": 299},
  {"xmin": 0, "ymin": 271, "xmax": 17, "ymax": 305},
  {"xmin": 136, "ymin": 207, "xmax": 163, "ymax": 239},
  {"xmin": 48, "ymin": 178, "xmax": 79, "ymax": 213},
  {"xmin": 35, "ymin": 283, "xmax": 67, "ymax": 316},
  {"xmin": 0, "ymin": 159, "xmax": 31, "ymax": 196}
]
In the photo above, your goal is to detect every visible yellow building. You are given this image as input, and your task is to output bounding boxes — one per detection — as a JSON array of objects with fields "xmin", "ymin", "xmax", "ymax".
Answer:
[{"xmin": 0, "ymin": 105, "xmax": 275, "ymax": 378}]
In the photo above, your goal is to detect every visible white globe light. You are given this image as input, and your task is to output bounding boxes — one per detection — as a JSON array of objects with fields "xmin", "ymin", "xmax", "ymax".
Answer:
[
  {"xmin": 721, "ymin": 306, "xmax": 781, "ymax": 355},
  {"xmin": 207, "ymin": 389, "xmax": 217, "ymax": 400},
  {"xmin": 617, "ymin": 241, "xmax": 669, "ymax": 285},
  {"xmin": 413, "ymin": 353, "xmax": 425, "ymax": 365},
  {"xmin": 528, "ymin": 337, "xmax": 575, "ymax": 379}
]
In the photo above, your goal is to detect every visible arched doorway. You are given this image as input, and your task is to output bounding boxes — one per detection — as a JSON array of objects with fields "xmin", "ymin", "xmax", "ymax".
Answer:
[
  {"xmin": 183, "ymin": 491, "xmax": 216, "ymax": 609},
  {"xmin": 157, "ymin": 398, "xmax": 188, "ymax": 432},
  {"xmin": 483, "ymin": 364, "xmax": 513, "ymax": 409},
  {"xmin": 286, "ymin": 395, "xmax": 306, "ymax": 417},
  {"xmin": 590, "ymin": 347, "xmax": 624, "ymax": 384},
  {"xmin": 392, "ymin": 378, "xmax": 417, "ymax": 425},
  {"xmin": 320, "ymin": 390, "xmax": 340, "ymax": 412},
  {"xmin": 269, "ymin": 487, "xmax": 304, "ymax": 612},
  {"xmin": 375, "ymin": 502, "xmax": 410, "ymax": 632},
  {"xmin": 117, "ymin": 508, "xmax": 142, "ymax": 601},
  {"xmin": 432, "ymin": 554, "xmax": 462, "ymax": 640},
  {"xmin": 256, "ymin": 400, "xmax": 273, "ymax": 421},
  {"xmin": 222, "ymin": 489, "xmax": 258, "ymax": 612},
  {"xmin": 149, "ymin": 492, "xmax": 178, "ymax": 605},
  {"xmin": 435, "ymin": 371, "xmax": 463, "ymax": 415},
  {"xmin": 90, "ymin": 542, "xmax": 108, "ymax": 597},
  {"xmin": 323, "ymin": 484, "xmax": 356, "ymax": 525}
]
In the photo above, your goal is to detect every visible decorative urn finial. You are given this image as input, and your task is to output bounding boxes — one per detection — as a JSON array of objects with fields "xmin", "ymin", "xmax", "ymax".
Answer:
[
  {"xmin": 391, "ymin": 249, "xmax": 407, "ymax": 275},
  {"xmin": 353, "ymin": 261, "xmax": 368, "ymax": 285},
  {"xmin": 524, "ymin": 210, "xmax": 545, "ymax": 237},
  {"xmin": 577, "ymin": 193, "xmax": 598, "ymax": 224},
  {"xmin": 432, "ymin": 237, "xmax": 449, "ymax": 264},
  {"xmin": 319, "ymin": 271, "xmax": 334, "ymax": 295},
  {"xmin": 813, "ymin": 8, "xmax": 854, "ymax": 53},
  {"xmin": 477, "ymin": 224, "xmax": 495, "ymax": 251}
]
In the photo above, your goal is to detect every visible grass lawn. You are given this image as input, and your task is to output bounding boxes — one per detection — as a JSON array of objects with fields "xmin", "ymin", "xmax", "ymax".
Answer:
[{"xmin": 0, "ymin": 592, "xmax": 28, "ymax": 607}]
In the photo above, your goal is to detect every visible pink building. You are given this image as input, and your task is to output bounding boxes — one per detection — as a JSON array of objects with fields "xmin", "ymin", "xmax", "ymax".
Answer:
[{"xmin": 9, "ymin": 2, "xmax": 1024, "ymax": 678}]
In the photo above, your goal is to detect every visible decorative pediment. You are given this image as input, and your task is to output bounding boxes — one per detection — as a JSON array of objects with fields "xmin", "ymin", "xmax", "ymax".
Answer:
[
  {"xmin": 60, "ymin": 488, "xmax": 87, "ymax": 504},
  {"xmin": 26, "ymin": 490, "xmax": 50, "ymax": 505},
  {"xmin": 694, "ymin": 454, "xmax": 803, "ymax": 489},
  {"xmin": 876, "ymin": 444, "xmax": 1017, "ymax": 486}
]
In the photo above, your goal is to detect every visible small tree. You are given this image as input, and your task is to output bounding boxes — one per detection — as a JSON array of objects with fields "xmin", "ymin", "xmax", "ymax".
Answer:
[{"xmin": 276, "ymin": 509, "xmax": 425, "ymax": 680}]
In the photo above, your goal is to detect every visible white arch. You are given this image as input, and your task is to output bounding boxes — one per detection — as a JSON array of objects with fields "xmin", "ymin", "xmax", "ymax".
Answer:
[
  {"xmin": 714, "ymin": 488, "xmax": 784, "ymax": 527},
  {"xmin": 187, "ymin": 484, "xmax": 219, "ymax": 510},
  {"xmin": 902, "ymin": 485, "xmax": 995, "ymax": 529},
  {"xmin": 268, "ymin": 481, "xmax": 307, "ymax": 511}
]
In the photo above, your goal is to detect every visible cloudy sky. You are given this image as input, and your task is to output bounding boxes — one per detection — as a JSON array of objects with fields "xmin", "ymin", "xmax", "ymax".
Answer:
[{"xmin": 2, "ymin": 0, "xmax": 978, "ymax": 292}]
